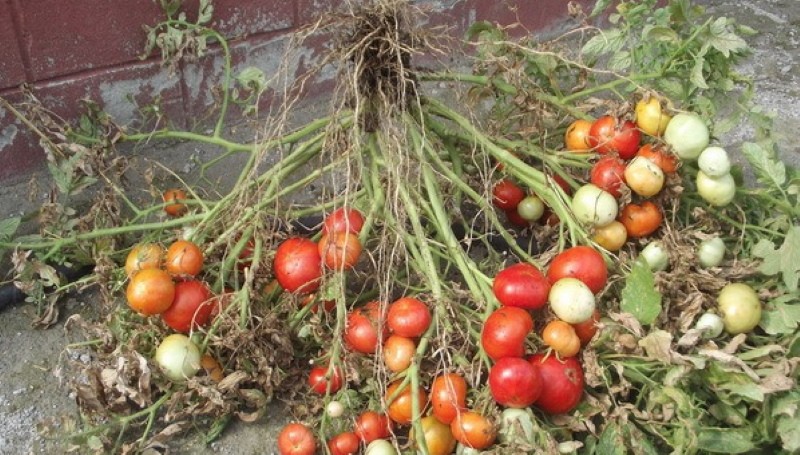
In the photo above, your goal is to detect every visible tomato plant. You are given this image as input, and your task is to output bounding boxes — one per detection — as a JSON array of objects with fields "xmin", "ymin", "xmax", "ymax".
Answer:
[
  {"xmin": 411, "ymin": 416, "xmax": 457, "ymax": 455},
  {"xmin": 529, "ymin": 354, "xmax": 584, "ymax": 414},
  {"xmin": 549, "ymin": 278, "xmax": 596, "ymax": 324},
  {"xmin": 492, "ymin": 179, "xmax": 525, "ymax": 210},
  {"xmin": 328, "ymin": 432, "xmax": 360, "ymax": 455},
  {"xmin": 663, "ymin": 112, "xmax": 709, "ymax": 160},
  {"xmin": 516, "ymin": 195, "xmax": 545, "ymax": 221},
  {"xmin": 572, "ymin": 309, "xmax": 601, "ymax": 346},
  {"xmin": 488, "ymin": 357, "xmax": 542, "ymax": 408},
  {"xmin": 385, "ymin": 380, "xmax": 428, "ymax": 425},
  {"xmin": 619, "ymin": 201, "xmax": 663, "ymax": 238},
  {"xmin": 318, "ymin": 231, "xmax": 362, "ymax": 270},
  {"xmin": 161, "ymin": 279, "xmax": 213, "ymax": 333},
  {"xmin": 387, "ymin": 297, "xmax": 431, "ymax": 338},
  {"xmin": 165, "ymin": 240, "xmax": 204, "ymax": 277},
  {"xmin": 344, "ymin": 301, "xmax": 385, "ymax": 354},
  {"xmin": 124, "ymin": 243, "xmax": 164, "ymax": 277},
  {"xmin": 698, "ymin": 146, "xmax": 731, "ymax": 177},
  {"xmin": 696, "ymin": 171, "xmax": 736, "ymax": 206},
  {"xmin": 450, "ymin": 411, "xmax": 497, "ymax": 450},
  {"xmin": 383, "ymin": 335, "xmax": 415, "ymax": 372},
  {"xmin": 492, "ymin": 262, "xmax": 550, "ymax": 311},
  {"xmin": 565, "ymin": 118, "xmax": 593, "ymax": 152},
  {"xmin": 277, "ymin": 422, "xmax": 316, "ymax": 455},
  {"xmin": 308, "ymin": 364, "xmax": 344, "ymax": 394},
  {"xmin": 635, "ymin": 97, "xmax": 671, "ymax": 137},
  {"xmin": 162, "ymin": 188, "xmax": 188, "ymax": 217},
  {"xmin": 155, "ymin": 333, "xmax": 201, "ymax": 381},
  {"xmin": 588, "ymin": 115, "xmax": 641, "ymax": 159},
  {"xmin": 127, "ymin": 268, "xmax": 175, "ymax": 316},
  {"xmin": 546, "ymin": 246, "xmax": 608, "ymax": 294},
  {"xmin": 274, "ymin": 237, "xmax": 323, "ymax": 294},
  {"xmin": 624, "ymin": 156, "xmax": 665, "ymax": 197},
  {"xmin": 718, "ymin": 283, "xmax": 761, "ymax": 334},
  {"xmin": 430, "ymin": 373, "xmax": 467, "ymax": 424},
  {"xmin": 355, "ymin": 411, "xmax": 393, "ymax": 443},
  {"xmin": 590, "ymin": 155, "xmax": 627, "ymax": 198},
  {"xmin": 481, "ymin": 306, "xmax": 534, "ymax": 361},
  {"xmin": 572, "ymin": 184, "xmax": 619, "ymax": 227},
  {"xmin": 637, "ymin": 143, "xmax": 678, "ymax": 174},
  {"xmin": 323, "ymin": 207, "xmax": 365, "ymax": 235},
  {"xmin": 542, "ymin": 320, "xmax": 581, "ymax": 357}
]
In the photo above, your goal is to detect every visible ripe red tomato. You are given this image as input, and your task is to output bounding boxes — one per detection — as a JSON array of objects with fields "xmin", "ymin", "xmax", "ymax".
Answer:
[
  {"xmin": 505, "ymin": 207, "xmax": 533, "ymax": 227},
  {"xmin": 565, "ymin": 119, "xmax": 593, "ymax": 152},
  {"xmin": 273, "ymin": 237, "xmax": 322, "ymax": 294},
  {"xmin": 637, "ymin": 143, "xmax": 678, "ymax": 173},
  {"xmin": 126, "ymin": 268, "xmax": 175, "ymax": 316},
  {"xmin": 619, "ymin": 201, "xmax": 663, "ymax": 238},
  {"xmin": 385, "ymin": 381, "xmax": 428, "ymax": 425},
  {"xmin": 162, "ymin": 188, "xmax": 188, "ymax": 217},
  {"xmin": 354, "ymin": 411, "xmax": 393, "ymax": 443},
  {"xmin": 529, "ymin": 354, "xmax": 585, "ymax": 414},
  {"xmin": 308, "ymin": 364, "xmax": 344, "ymax": 394},
  {"xmin": 588, "ymin": 115, "xmax": 641, "ymax": 159},
  {"xmin": 383, "ymin": 335, "xmax": 415, "ymax": 372},
  {"xmin": 165, "ymin": 240, "xmax": 204, "ymax": 277},
  {"xmin": 323, "ymin": 207, "xmax": 365, "ymax": 235},
  {"xmin": 590, "ymin": 156, "xmax": 627, "ymax": 198},
  {"xmin": 450, "ymin": 411, "xmax": 496, "ymax": 450},
  {"xmin": 328, "ymin": 432, "xmax": 359, "ymax": 455},
  {"xmin": 488, "ymin": 357, "xmax": 542, "ymax": 408},
  {"xmin": 492, "ymin": 179, "xmax": 525, "ymax": 211},
  {"xmin": 546, "ymin": 246, "xmax": 608, "ymax": 294},
  {"xmin": 572, "ymin": 309, "xmax": 601, "ymax": 346},
  {"xmin": 344, "ymin": 301, "xmax": 385, "ymax": 354},
  {"xmin": 277, "ymin": 422, "xmax": 316, "ymax": 455},
  {"xmin": 300, "ymin": 294, "xmax": 336, "ymax": 313},
  {"xmin": 318, "ymin": 231, "xmax": 362, "ymax": 270},
  {"xmin": 430, "ymin": 373, "xmax": 468, "ymax": 424},
  {"xmin": 387, "ymin": 297, "xmax": 431, "ymax": 338},
  {"xmin": 481, "ymin": 306, "xmax": 534, "ymax": 361},
  {"xmin": 161, "ymin": 279, "xmax": 213, "ymax": 333},
  {"xmin": 493, "ymin": 263, "xmax": 550, "ymax": 311}
]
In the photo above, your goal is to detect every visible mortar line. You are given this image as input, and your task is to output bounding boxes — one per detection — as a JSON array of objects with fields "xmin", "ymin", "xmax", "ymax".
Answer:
[{"xmin": 8, "ymin": 0, "xmax": 35, "ymax": 83}]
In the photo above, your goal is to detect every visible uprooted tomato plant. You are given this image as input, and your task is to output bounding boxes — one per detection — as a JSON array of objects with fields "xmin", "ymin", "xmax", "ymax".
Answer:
[{"xmin": 1, "ymin": 0, "xmax": 799, "ymax": 453}]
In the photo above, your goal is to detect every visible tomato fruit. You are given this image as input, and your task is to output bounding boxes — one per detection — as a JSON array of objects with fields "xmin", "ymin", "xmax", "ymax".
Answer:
[
  {"xmin": 431, "ymin": 373, "xmax": 468, "ymax": 424},
  {"xmin": 365, "ymin": 440, "xmax": 397, "ymax": 455},
  {"xmin": 548, "ymin": 278, "xmax": 596, "ymax": 324},
  {"xmin": 696, "ymin": 171, "xmax": 736, "ymax": 206},
  {"xmin": 516, "ymin": 195, "xmax": 545, "ymax": 221},
  {"xmin": 318, "ymin": 231, "xmax": 362, "ymax": 270},
  {"xmin": 274, "ymin": 237, "xmax": 322, "ymax": 294},
  {"xmin": 125, "ymin": 243, "xmax": 164, "ymax": 277},
  {"xmin": 344, "ymin": 301, "xmax": 385, "ymax": 354},
  {"xmin": 385, "ymin": 381, "xmax": 428, "ymax": 425},
  {"xmin": 450, "ymin": 411, "xmax": 497, "ymax": 450},
  {"xmin": 635, "ymin": 97, "xmax": 671, "ymax": 137},
  {"xmin": 492, "ymin": 179, "xmax": 525, "ymax": 211},
  {"xmin": 641, "ymin": 241, "xmax": 669, "ymax": 272},
  {"xmin": 277, "ymin": 422, "xmax": 316, "ymax": 455},
  {"xmin": 300, "ymin": 293, "xmax": 336, "ymax": 313},
  {"xmin": 529, "ymin": 354, "xmax": 584, "ymax": 414},
  {"xmin": 718, "ymin": 283, "xmax": 761, "ymax": 334},
  {"xmin": 698, "ymin": 237, "xmax": 725, "ymax": 268},
  {"xmin": 695, "ymin": 312, "xmax": 724, "ymax": 338},
  {"xmin": 308, "ymin": 364, "xmax": 344, "ymax": 394},
  {"xmin": 411, "ymin": 416, "xmax": 457, "ymax": 455},
  {"xmin": 619, "ymin": 201, "xmax": 663, "ymax": 238},
  {"xmin": 328, "ymin": 432, "xmax": 360, "ymax": 455},
  {"xmin": 355, "ymin": 411, "xmax": 393, "ymax": 443},
  {"xmin": 155, "ymin": 333, "xmax": 201, "ymax": 381},
  {"xmin": 572, "ymin": 309, "xmax": 601, "ymax": 346},
  {"xmin": 493, "ymin": 263, "xmax": 550, "ymax": 311},
  {"xmin": 163, "ymin": 188, "xmax": 188, "ymax": 217},
  {"xmin": 383, "ymin": 335, "xmax": 415, "ymax": 372},
  {"xmin": 127, "ymin": 268, "xmax": 175, "ymax": 315},
  {"xmin": 165, "ymin": 240, "xmax": 204, "ymax": 277},
  {"xmin": 637, "ymin": 143, "xmax": 678, "ymax": 174},
  {"xmin": 565, "ymin": 119, "xmax": 593, "ymax": 152},
  {"xmin": 590, "ymin": 156, "xmax": 627, "ymax": 198},
  {"xmin": 481, "ymin": 306, "xmax": 534, "ymax": 361},
  {"xmin": 161, "ymin": 279, "xmax": 213, "ymax": 333},
  {"xmin": 200, "ymin": 354, "xmax": 224, "ymax": 382},
  {"xmin": 542, "ymin": 320, "xmax": 581, "ymax": 357},
  {"xmin": 588, "ymin": 115, "xmax": 641, "ymax": 159},
  {"xmin": 698, "ymin": 146, "xmax": 731, "ymax": 177},
  {"xmin": 592, "ymin": 220, "xmax": 627, "ymax": 252},
  {"xmin": 663, "ymin": 112, "xmax": 709, "ymax": 160},
  {"xmin": 547, "ymin": 246, "xmax": 607, "ymax": 294},
  {"xmin": 489, "ymin": 357, "xmax": 542, "ymax": 408},
  {"xmin": 624, "ymin": 156, "xmax": 665, "ymax": 197},
  {"xmin": 571, "ymin": 184, "xmax": 618, "ymax": 227},
  {"xmin": 498, "ymin": 408, "xmax": 536, "ymax": 445},
  {"xmin": 505, "ymin": 207, "xmax": 532, "ymax": 227},
  {"xmin": 323, "ymin": 207, "xmax": 365, "ymax": 235},
  {"xmin": 387, "ymin": 297, "xmax": 431, "ymax": 338}
]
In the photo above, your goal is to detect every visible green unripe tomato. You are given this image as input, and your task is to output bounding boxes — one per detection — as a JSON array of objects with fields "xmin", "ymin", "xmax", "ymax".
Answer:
[
  {"xmin": 696, "ymin": 171, "xmax": 736, "ymax": 206},
  {"xmin": 663, "ymin": 113, "xmax": 709, "ymax": 160},
  {"xmin": 698, "ymin": 237, "xmax": 725, "ymax": 268},
  {"xmin": 516, "ymin": 195, "xmax": 545, "ymax": 221},
  {"xmin": 718, "ymin": 283, "xmax": 761, "ymax": 334}
]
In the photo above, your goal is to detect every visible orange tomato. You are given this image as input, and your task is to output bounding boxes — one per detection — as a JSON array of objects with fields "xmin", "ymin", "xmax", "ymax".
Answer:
[
  {"xmin": 165, "ymin": 240, "xmax": 204, "ymax": 276},
  {"xmin": 430, "ymin": 373, "xmax": 467, "ymax": 424},
  {"xmin": 637, "ymin": 143, "xmax": 678, "ymax": 173},
  {"xmin": 126, "ymin": 268, "xmax": 175, "ymax": 315},
  {"xmin": 619, "ymin": 201, "xmax": 663, "ymax": 238},
  {"xmin": 162, "ymin": 188, "xmax": 188, "ymax": 217},
  {"xmin": 565, "ymin": 119, "xmax": 593, "ymax": 152},
  {"xmin": 411, "ymin": 416, "xmax": 457, "ymax": 455},
  {"xmin": 124, "ymin": 243, "xmax": 164, "ymax": 277},
  {"xmin": 592, "ymin": 220, "xmax": 628, "ymax": 252},
  {"xmin": 450, "ymin": 411, "xmax": 496, "ymax": 450},
  {"xmin": 200, "ymin": 354, "xmax": 224, "ymax": 382},
  {"xmin": 383, "ymin": 335, "xmax": 415, "ymax": 373},
  {"xmin": 318, "ymin": 231, "xmax": 362, "ymax": 270},
  {"xmin": 542, "ymin": 320, "xmax": 581, "ymax": 357},
  {"xmin": 385, "ymin": 381, "xmax": 428, "ymax": 426}
]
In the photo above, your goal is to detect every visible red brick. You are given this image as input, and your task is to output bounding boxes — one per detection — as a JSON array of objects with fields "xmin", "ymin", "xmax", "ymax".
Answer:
[
  {"xmin": 475, "ymin": 0, "xmax": 595, "ymax": 34},
  {"xmin": 0, "ymin": 2, "xmax": 27, "ymax": 90},
  {"xmin": 180, "ymin": 0, "xmax": 295, "ymax": 38},
  {"xmin": 0, "ymin": 89, "xmax": 47, "ymax": 182},
  {"xmin": 297, "ymin": 0, "xmax": 346, "ymax": 26}
]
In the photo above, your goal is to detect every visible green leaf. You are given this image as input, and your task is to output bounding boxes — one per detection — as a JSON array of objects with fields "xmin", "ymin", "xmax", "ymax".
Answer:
[
  {"xmin": 581, "ymin": 29, "xmax": 624, "ymax": 58},
  {"xmin": 621, "ymin": 259, "xmax": 662, "ymax": 325},
  {"xmin": 741, "ymin": 142, "xmax": 786, "ymax": 189},
  {"xmin": 690, "ymin": 54, "xmax": 709, "ymax": 89},
  {"xmin": 759, "ymin": 294, "xmax": 800, "ymax": 335},
  {"xmin": 752, "ymin": 226, "xmax": 800, "ymax": 291},
  {"xmin": 722, "ymin": 382, "xmax": 764, "ymax": 402},
  {"xmin": 777, "ymin": 417, "xmax": 800, "ymax": 452},
  {"xmin": 705, "ymin": 17, "xmax": 748, "ymax": 57},
  {"xmin": 198, "ymin": 0, "xmax": 214, "ymax": 25},
  {"xmin": 643, "ymin": 25, "xmax": 679, "ymax": 42},
  {"xmin": 596, "ymin": 423, "xmax": 626, "ymax": 455},
  {"xmin": 696, "ymin": 428, "xmax": 756, "ymax": 453},
  {"xmin": 589, "ymin": 0, "xmax": 613, "ymax": 18},
  {"xmin": 0, "ymin": 216, "xmax": 21, "ymax": 243},
  {"xmin": 607, "ymin": 51, "xmax": 631, "ymax": 72}
]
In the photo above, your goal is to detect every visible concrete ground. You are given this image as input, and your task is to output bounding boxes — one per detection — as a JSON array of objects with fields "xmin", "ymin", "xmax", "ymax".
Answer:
[{"xmin": 0, "ymin": 0, "xmax": 798, "ymax": 453}]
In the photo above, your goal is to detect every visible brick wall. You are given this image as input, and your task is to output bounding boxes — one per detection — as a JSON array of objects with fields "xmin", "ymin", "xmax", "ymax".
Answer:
[{"xmin": 0, "ymin": 0, "xmax": 592, "ymax": 183}]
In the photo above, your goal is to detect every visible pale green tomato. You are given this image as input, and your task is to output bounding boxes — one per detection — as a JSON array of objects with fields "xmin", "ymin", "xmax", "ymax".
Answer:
[
  {"xmin": 663, "ymin": 113, "xmax": 709, "ymax": 160},
  {"xmin": 155, "ymin": 334, "xmax": 201, "ymax": 381},
  {"xmin": 698, "ymin": 146, "xmax": 731, "ymax": 177},
  {"xmin": 326, "ymin": 400, "xmax": 344, "ymax": 418},
  {"xmin": 549, "ymin": 277, "xmax": 596, "ymax": 324},
  {"xmin": 640, "ymin": 241, "xmax": 669, "ymax": 272},
  {"xmin": 698, "ymin": 237, "xmax": 725, "ymax": 268},
  {"xmin": 696, "ymin": 171, "xmax": 736, "ymax": 206},
  {"xmin": 695, "ymin": 313, "xmax": 724, "ymax": 338},
  {"xmin": 517, "ymin": 195, "xmax": 545, "ymax": 221},
  {"xmin": 456, "ymin": 444, "xmax": 482, "ymax": 455},
  {"xmin": 718, "ymin": 283, "xmax": 761, "ymax": 334},
  {"xmin": 365, "ymin": 439, "xmax": 397, "ymax": 455},
  {"xmin": 571, "ymin": 184, "xmax": 618, "ymax": 227}
]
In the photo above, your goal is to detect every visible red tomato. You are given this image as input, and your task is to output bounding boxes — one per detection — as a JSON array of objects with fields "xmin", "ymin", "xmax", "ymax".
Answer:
[
  {"xmin": 308, "ymin": 365, "xmax": 344, "ymax": 394},
  {"xmin": 505, "ymin": 207, "xmax": 532, "ymax": 227},
  {"xmin": 589, "ymin": 116, "xmax": 641, "ymax": 159},
  {"xmin": 488, "ymin": 357, "xmax": 542, "ymax": 408},
  {"xmin": 430, "ymin": 373, "xmax": 468, "ymax": 424},
  {"xmin": 165, "ymin": 240, "xmax": 204, "ymax": 277},
  {"xmin": 385, "ymin": 381, "xmax": 428, "ymax": 425},
  {"xmin": 328, "ymin": 432, "xmax": 360, "ymax": 455},
  {"xmin": 492, "ymin": 179, "xmax": 525, "ymax": 211},
  {"xmin": 572, "ymin": 309, "xmax": 601, "ymax": 346},
  {"xmin": 493, "ymin": 263, "xmax": 550, "ymax": 311},
  {"xmin": 619, "ymin": 201, "xmax": 663, "ymax": 238},
  {"xmin": 344, "ymin": 301, "xmax": 385, "ymax": 354},
  {"xmin": 481, "ymin": 307, "xmax": 534, "ymax": 361},
  {"xmin": 546, "ymin": 246, "xmax": 608, "ymax": 294},
  {"xmin": 387, "ymin": 297, "xmax": 431, "ymax": 338},
  {"xmin": 161, "ymin": 279, "xmax": 213, "ymax": 333},
  {"xmin": 383, "ymin": 335, "xmax": 415, "ymax": 372},
  {"xmin": 354, "ymin": 411, "xmax": 393, "ymax": 443},
  {"xmin": 273, "ymin": 237, "xmax": 322, "ymax": 294},
  {"xmin": 590, "ymin": 155, "xmax": 627, "ymax": 198},
  {"xmin": 126, "ymin": 268, "xmax": 175, "ymax": 316},
  {"xmin": 528, "ymin": 354, "xmax": 585, "ymax": 414},
  {"xmin": 318, "ymin": 231, "xmax": 362, "ymax": 270},
  {"xmin": 323, "ymin": 207, "xmax": 365, "ymax": 235},
  {"xmin": 637, "ymin": 143, "xmax": 678, "ymax": 174},
  {"xmin": 450, "ymin": 411, "xmax": 496, "ymax": 450},
  {"xmin": 277, "ymin": 422, "xmax": 316, "ymax": 455}
]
